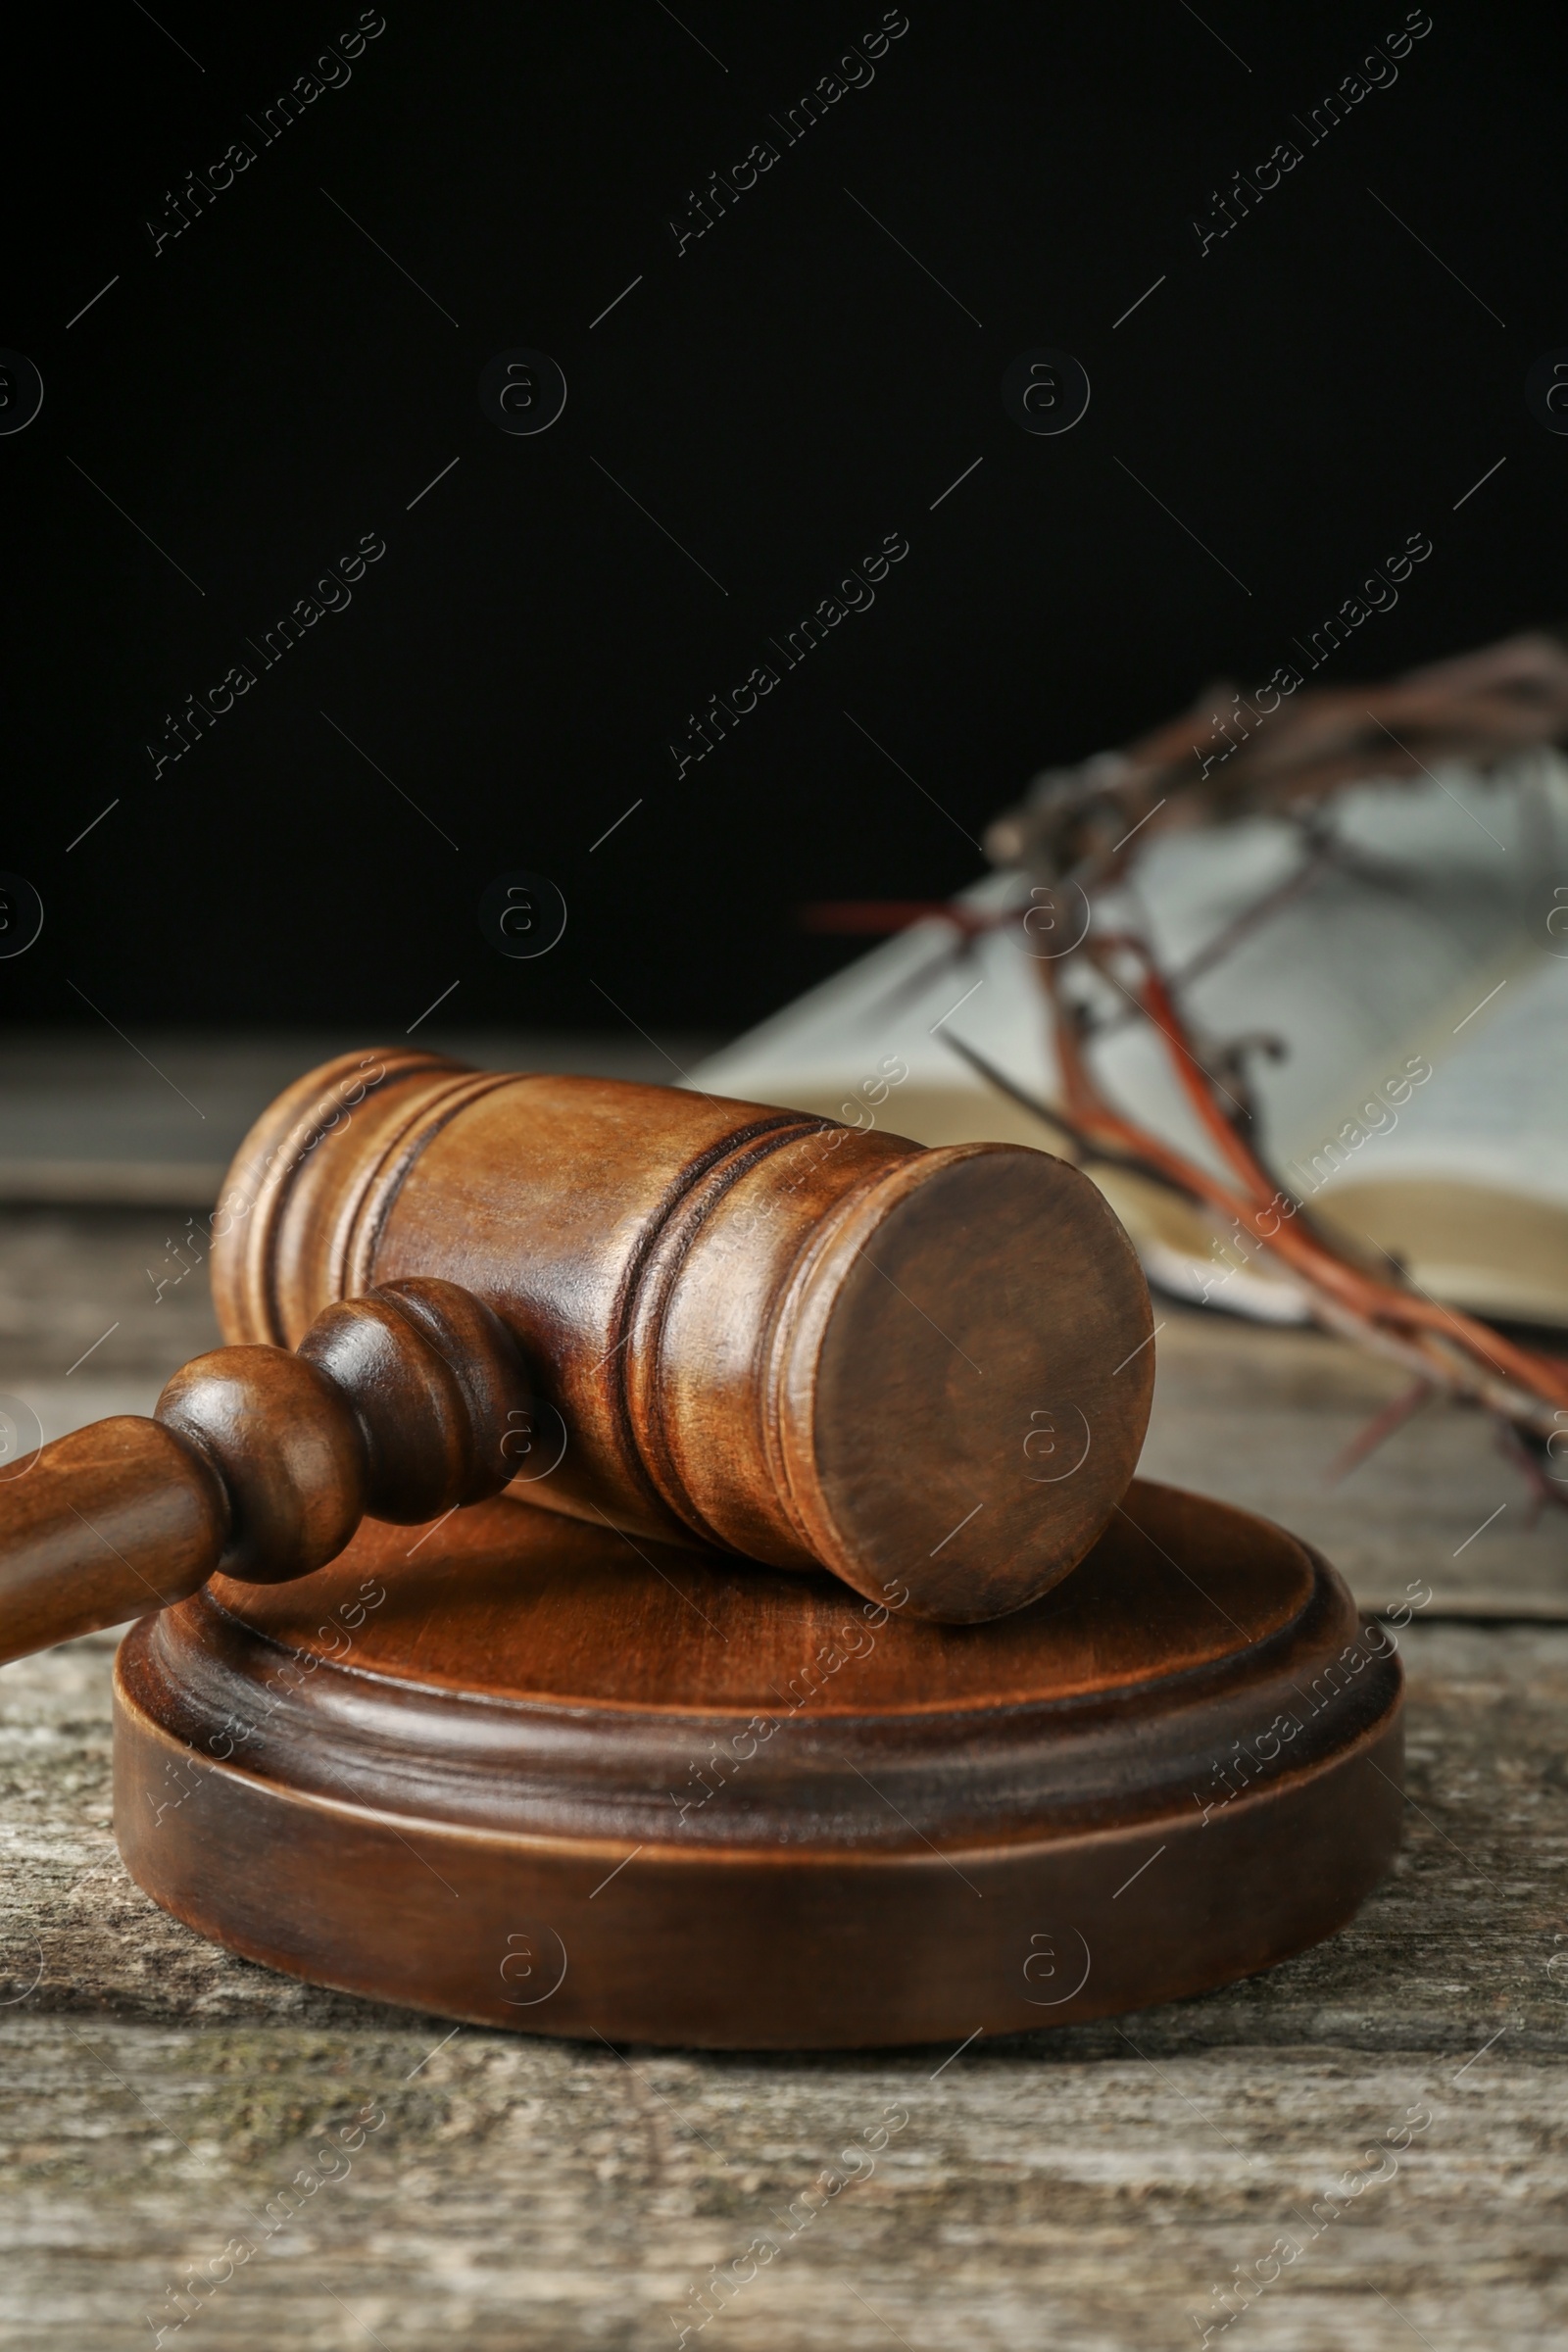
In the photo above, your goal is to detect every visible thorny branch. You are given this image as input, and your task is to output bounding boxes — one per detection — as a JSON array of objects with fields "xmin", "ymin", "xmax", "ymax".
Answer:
[
  {"xmin": 808, "ymin": 631, "xmax": 1568, "ymax": 1502},
  {"xmin": 981, "ymin": 627, "xmax": 1568, "ymax": 887}
]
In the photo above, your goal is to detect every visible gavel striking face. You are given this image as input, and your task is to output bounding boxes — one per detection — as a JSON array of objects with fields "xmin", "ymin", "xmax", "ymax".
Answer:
[{"xmin": 0, "ymin": 1050, "xmax": 1154, "ymax": 1661}]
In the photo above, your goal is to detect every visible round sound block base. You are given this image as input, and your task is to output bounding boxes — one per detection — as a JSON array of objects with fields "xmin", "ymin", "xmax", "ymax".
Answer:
[{"xmin": 113, "ymin": 1481, "xmax": 1402, "ymax": 2048}]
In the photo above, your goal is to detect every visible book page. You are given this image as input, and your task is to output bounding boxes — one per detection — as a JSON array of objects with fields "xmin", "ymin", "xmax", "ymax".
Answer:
[{"xmin": 692, "ymin": 758, "xmax": 1568, "ymax": 1316}]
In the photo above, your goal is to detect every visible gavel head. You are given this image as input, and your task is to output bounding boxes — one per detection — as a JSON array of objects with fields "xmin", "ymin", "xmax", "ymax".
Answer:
[{"xmin": 211, "ymin": 1050, "xmax": 1154, "ymax": 1622}]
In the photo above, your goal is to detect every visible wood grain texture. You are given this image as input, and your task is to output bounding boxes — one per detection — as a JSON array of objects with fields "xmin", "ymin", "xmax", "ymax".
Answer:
[
  {"xmin": 209, "ymin": 1050, "xmax": 1155, "ymax": 1620},
  {"xmin": 1142, "ymin": 1307, "xmax": 1568, "ymax": 1616},
  {"xmin": 0, "ymin": 1280, "xmax": 532, "ymax": 1661},
  {"xmin": 1, "ymin": 1198, "xmax": 1563, "ymax": 2341},
  {"xmin": 110, "ymin": 1480, "xmax": 1402, "ymax": 2047},
  {"xmin": 0, "ymin": 1618, "xmax": 1562, "ymax": 2349},
  {"xmin": 0, "ymin": 1415, "xmax": 226, "ymax": 1660},
  {"xmin": 4, "ymin": 1207, "xmax": 1560, "ymax": 1621},
  {"xmin": 156, "ymin": 1346, "xmax": 368, "ymax": 1584}
]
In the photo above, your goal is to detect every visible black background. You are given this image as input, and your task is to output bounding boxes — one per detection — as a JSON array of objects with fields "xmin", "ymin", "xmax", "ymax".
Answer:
[{"xmin": 2, "ymin": 1, "xmax": 1562, "ymax": 1038}]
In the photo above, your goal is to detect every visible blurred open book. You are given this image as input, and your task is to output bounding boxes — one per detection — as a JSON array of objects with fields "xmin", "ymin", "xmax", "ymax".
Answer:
[{"xmin": 692, "ymin": 755, "xmax": 1568, "ymax": 1328}]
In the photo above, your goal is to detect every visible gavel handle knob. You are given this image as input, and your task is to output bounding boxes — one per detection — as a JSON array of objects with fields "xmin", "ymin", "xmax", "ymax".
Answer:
[{"xmin": 0, "ymin": 1279, "xmax": 532, "ymax": 1667}]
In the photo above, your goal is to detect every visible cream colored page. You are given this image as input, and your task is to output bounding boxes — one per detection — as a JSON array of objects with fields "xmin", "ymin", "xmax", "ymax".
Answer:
[{"xmin": 693, "ymin": 762, "xmax": 1563, "ymax": 1189}]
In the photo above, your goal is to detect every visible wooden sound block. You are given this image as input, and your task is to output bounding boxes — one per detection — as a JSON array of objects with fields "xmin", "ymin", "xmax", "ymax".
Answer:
[{"xmin": 113, "ymin": 1481, "xmax": 1403, "ymax": 2049}]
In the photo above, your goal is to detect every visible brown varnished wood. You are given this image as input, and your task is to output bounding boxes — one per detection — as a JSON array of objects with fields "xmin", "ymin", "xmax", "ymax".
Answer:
[
  {"xmin": 208, "ymin": 1480, "xmax": 1317, "ymax": 1718},
  {"xmin": 0, "ymin": 1416, "xmax": 228, "ymax": 1659},
  {"xmin": 157, "ymin": 1347, "xmax": 368, "ymax": 1584},
  {"xmin": 113, "ymin": 1480, "xmax": 1404, "ymax": 2048},
  {"xmin": 0, "ymin": 1028, "xmax": 1152, "ymax": 1652},
  {"xmin": 210, "ymin": 1049, "xmax": 1156, "ymax": 1619},
  {"xmin": 0, "ymin": 1278, "xmax": 530, "ymax": 1662},
  {"xmin": 10, "ymin": 1058, "xmax": 1404, "ymax": 2046},
  {"xmin": 298, "ymin": 1279, "xmax": 534, "ymax": 1521}
]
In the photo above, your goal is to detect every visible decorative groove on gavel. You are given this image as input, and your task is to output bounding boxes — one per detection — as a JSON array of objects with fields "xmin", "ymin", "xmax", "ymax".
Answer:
[
  {"xmin": 209, "ymin": 1049, "xmax": 1158, "ymax": 1624},
  {"xmin": 0, "ymin": 1280, "xmax": 530, "ymax": 1667}
]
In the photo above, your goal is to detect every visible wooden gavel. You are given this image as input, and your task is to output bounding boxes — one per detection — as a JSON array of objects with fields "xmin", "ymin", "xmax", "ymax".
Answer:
[{"xmin": 0, "ymin": 1050, "xmax": 1155, "ymax": 1658}]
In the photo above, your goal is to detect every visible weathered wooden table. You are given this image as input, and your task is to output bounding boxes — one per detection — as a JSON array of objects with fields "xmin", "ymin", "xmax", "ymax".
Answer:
[{"xmin": 2, "ymin": 1203, "xmax": 1565, "ymax": 2349}]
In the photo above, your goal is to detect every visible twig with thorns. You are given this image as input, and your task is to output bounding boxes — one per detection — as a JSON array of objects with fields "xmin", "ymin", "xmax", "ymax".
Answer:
[{"xmin": 807, "ymin": 630, "xmax": 1568, "ymax": 1501}]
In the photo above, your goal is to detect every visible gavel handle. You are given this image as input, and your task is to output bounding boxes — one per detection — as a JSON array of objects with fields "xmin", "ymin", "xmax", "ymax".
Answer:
[
  {"xmin": 0, "ymin": 1416, "xmax": 227, "ymax": 1665},
  {"xmin": 0, "ymin": 1279, "xmax": 532, "ymax": 1669}
]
